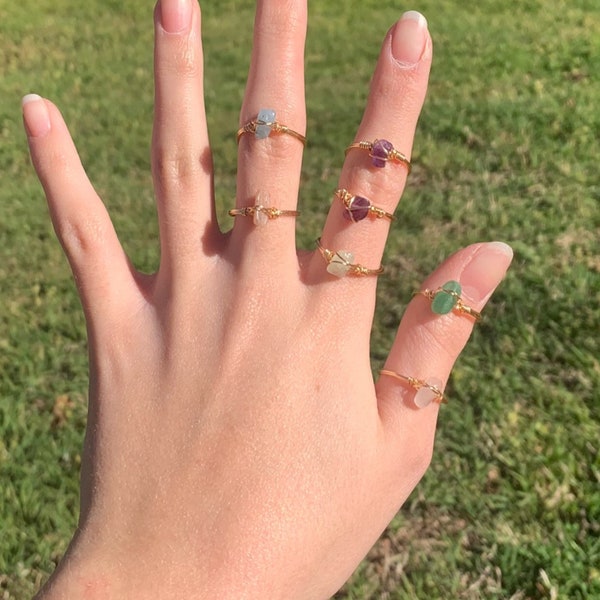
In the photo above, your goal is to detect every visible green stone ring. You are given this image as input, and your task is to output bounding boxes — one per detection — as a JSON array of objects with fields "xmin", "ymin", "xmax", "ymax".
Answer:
[{"xmin": 416, "ymin": 280, "xmax": 482, "ymax": 321}]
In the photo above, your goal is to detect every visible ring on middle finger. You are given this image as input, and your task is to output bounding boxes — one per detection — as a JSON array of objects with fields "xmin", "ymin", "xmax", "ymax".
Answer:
[
  {"xmin": 335, "ymin": 188, "xmax": 395, "ymax": 223},
  {"xmin": 237, "ymin": 108, "xmax": 307, "ymax": 146}
]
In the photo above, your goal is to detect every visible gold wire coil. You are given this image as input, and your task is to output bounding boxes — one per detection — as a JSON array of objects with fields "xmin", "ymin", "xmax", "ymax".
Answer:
[
  {"xmin": 237, "ymin": 109, "xmax": 306, "ymax": 145},
  {"xmin": 379, "ymin": 370, "xmax": 447, "ymax": 405},
  {"xmin": 316, "ymin": 238, "xmax": 384, "ymax": 277},
  {"xmin": 345, "ymin": 140, "xmax": 411, "ymax": 173},
  {"xmin": 335, "ymin": 188, "xmax": 395, "ymax": 222}
]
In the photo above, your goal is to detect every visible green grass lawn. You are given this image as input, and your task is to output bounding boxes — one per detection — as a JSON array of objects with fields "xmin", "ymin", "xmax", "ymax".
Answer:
[{"xmin": 1, "ymin": 0, "xmax": 599, "ymax": 598}]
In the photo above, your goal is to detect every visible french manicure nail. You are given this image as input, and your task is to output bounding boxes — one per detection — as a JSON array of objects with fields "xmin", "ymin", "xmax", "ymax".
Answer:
[
  {"xmin": 460, "ymin": 242, "xmax": 513, "ymax": 304},
  {"xmin": 22, "ymin": 94, "xmax": 51, "ymax": 138},
  {"xmin": 160, "ymin": 0, "xmax": 192, "ymax": 34},
  {"xmin": 392, "ymin": 11, "xmax": 428, "ymax": 67}
]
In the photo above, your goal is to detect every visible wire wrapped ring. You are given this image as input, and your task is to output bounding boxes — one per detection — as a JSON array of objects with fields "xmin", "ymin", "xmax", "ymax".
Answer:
[
  {"xmin": 415, "ymin": 280, "xmax": 481, "ymax": 321},
  {"xmin": 335, "ymin": 188, "xmax": 394, "ymax": 222},
  {"xmin": 237, "ymin": 108, "xmax": 306, "ymax": 145},
  {"xmin": 345, "ymin": 139, "xmax": 411, "ymax": 172},
  {"xmin": 316, "ymin": 238, "xmax": 384, "ymax": 277},
  {"xmin": 379, "ymin": 370, "xmax": 447, "ymax": 407}
]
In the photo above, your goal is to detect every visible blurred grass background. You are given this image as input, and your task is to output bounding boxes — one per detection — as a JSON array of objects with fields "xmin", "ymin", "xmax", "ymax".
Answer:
[{"xmin": 1, "ymin": 0, "xmax": 598, "ymax": 598}]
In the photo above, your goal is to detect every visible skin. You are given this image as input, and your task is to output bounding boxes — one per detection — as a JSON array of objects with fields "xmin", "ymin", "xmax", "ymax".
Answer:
[{"xmin": 22, "ymin": 0, "xmax": 513, "ymax": 598}]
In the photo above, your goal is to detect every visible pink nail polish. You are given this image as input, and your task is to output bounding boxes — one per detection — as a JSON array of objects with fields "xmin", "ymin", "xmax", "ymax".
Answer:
[
  {"xmin": 160, "ymin": 0, "xmax": 192, "ymax": 34},
  {"xmin": 391, "ymin": 11, "xmax": 428, "ymax": 67},
  {"xmin": 22, "ymin": 94, "xmax": 51, "ymax": 138},
  {"xmin": 460, "ymin": 242, "xmax": 513, "ymax": 303}
]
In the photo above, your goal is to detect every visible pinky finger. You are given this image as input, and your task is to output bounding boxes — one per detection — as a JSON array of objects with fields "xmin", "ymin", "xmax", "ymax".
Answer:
[
  {"xmin": 376, "ymin": 242, "xmax": 513, "ymax": 486},
  {"xmin": 22, "ymin": 94, "xmax": 136, "ymax": 330}
]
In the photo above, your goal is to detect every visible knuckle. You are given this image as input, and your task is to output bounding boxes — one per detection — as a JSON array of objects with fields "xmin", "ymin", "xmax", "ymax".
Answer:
[
  {"xmin": 56, "ymin": 212, "xmax": 108, "ymax": 258},
  {"xmin": 152, "ymin": 150, "xmax": 201, "ymax": 190},
  {"xmin": 159, "ymin": 38, "xmax": 201, "ymax": 79}
]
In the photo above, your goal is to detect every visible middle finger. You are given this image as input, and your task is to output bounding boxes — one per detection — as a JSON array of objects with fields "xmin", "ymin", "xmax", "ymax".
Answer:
[{"xmin": 229, "ymin": 0, "xmax": 308, "ymax": 270}]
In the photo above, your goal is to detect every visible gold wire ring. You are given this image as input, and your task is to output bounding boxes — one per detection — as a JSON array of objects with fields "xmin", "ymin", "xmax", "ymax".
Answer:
[
  {"xmin": 228, "ymin": 205, "xmax": 300, "ymax": 225},
  {"xmin": 237, "ymin": 108, "xmax": 306, "ymax": 146},
  {"xmin": 335, "ymin": 188, "xmax": 394, "ymax": 223},
  {"xmin": 345, "ymin": 139, "xmax": 411, "ymax": 172},
  {"xmin": 316, "ymin": 238, "xmax": 384, "ymax": 277},
  {"xmin": 415, "ymin": 280, "xmax": 482, "ymax": 321},
  {"xmin": 379, "ymin": 370, "xmax": 447, "ymax": 407}
]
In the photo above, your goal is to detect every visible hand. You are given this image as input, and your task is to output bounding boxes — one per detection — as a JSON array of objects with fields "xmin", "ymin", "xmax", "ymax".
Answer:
[{"xmin": 24, "ymin": 1, "xmax": 512, "ymax": 598}]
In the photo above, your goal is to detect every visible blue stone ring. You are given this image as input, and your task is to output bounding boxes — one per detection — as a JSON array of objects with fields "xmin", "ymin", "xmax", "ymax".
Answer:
[
  {"xmin": 237, "ymin": 108, "xmax": 307, "ymax": 146},
  {"xmin": 345, "ymin": 139, "xmax": 411, "ymax": 172}
]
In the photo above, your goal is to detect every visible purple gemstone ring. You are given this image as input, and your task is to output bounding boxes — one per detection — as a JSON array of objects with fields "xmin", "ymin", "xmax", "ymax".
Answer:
[
  {"xmin": 345, "ymin": 139, "xmax": 411, "ymax": 172},
  {"xmin": 335, "ymin": 188, "xmax": 395, "ymax": 223}
]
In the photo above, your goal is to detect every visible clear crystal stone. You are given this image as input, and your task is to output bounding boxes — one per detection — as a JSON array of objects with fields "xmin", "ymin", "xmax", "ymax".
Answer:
[
  {"xmin": 255, "ymin": 109, "xmax": 276, "ymax": 139},
  {"xmin": 326, "ymin": 251, "xmax": 353, "ymax": 277},
  {"xmin": 414, "ymin": 377, "xmax": 443, "ymax": 408},
  {"xmin": 253, "ymin": 209, "xmax": 268, "ymax": 226},
  {"xmin": 253, "ymin": 191, "xmax": 270, "ymax": 226}
]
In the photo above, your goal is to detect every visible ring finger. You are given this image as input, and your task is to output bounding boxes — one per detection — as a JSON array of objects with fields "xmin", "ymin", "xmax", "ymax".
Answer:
[{"xmin": 310, "ymin": 11, "xmax": 432, "ymax": 288}]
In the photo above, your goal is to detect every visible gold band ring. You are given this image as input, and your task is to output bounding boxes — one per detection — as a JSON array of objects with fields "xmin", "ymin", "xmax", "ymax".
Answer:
[
  {"xmin": 228, "ymin": 192, "xmax": 299, "ymax": 226},
  {"xmin": 415, "ymin": 280, "xmax": 482, "ymax": 321},
  {"xmin": 237, "ymin": 108, "xmax": 306, "ymax": 146},
  {"xmin": 379, "ymin": 370, "xmax": 447, "ymax": 407},
  {"xmin": 345, "ymin": 139, "xmax": 411, "ymax": 173},
  {"xmin": 228, "ymin": 206, "xmax": 300, "ymax": 225},
  {"xmin": 335, "ymin": 188, "xmax": 394, "ymax": 223},
  {"xmin": 316, "ymin": 238, "xmax": 384, "ymax": 277}
]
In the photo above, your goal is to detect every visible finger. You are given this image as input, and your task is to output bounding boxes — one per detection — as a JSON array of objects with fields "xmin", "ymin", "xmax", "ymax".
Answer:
[
  {"xmin": 22, "ymin": 95, "xmax": 136, "ymax": 334},
  {"xmin": 376, "ymin": 242, "xmax": 514, "ymax": 485},
  {"xmin": 229, "ymin": 0, "xmax": 307, "ymax": 270},
  {"xmin": 309, "ymin": 11, "xmax": 432, "ymax": 284},
  {"xmin": 152, "ymin": 0, "xmax": 218, "ymax": 278}
]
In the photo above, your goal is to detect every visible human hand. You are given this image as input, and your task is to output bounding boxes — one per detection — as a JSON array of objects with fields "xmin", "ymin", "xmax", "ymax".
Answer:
[{"xmin": 24, "ymin": 1, "xmax": 512, "ymax": 598}]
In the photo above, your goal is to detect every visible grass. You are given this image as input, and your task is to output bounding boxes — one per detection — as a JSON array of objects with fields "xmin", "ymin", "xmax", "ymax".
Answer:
[{"xmin": 1, "ymin": 0, "xmax": 599, "ymax": 598}]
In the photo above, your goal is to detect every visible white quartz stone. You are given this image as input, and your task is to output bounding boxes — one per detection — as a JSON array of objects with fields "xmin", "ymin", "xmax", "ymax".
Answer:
[
  {"xmin": 326, "ymin": 251, "xmax": 353, "ymax": 277},
  {"xmin": 414, "ymin": 377, "xmax": 443, "ymax": 408},
  {"xmin": 253, "ymin": 191, "xmax": 270, "ymax": 226},
  {"xmin": 253, "ymin": 209, "xmax": 269, "ymax": 226}
]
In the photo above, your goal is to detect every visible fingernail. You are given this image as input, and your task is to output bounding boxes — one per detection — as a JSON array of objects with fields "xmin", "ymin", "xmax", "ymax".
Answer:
[
  {"xmin": 460, "ymin": 242, "xmax": 513, "ymax": 303},
  {"xmin": 392, "ymin": 11, "xmax": 428, "ymax": 67},
  {"xmin": 160, "ymin": 0, "xmax": 192, "ymax": 34},
  {"xmin": 22, "ymin": 94, "xmax": 51, "ymax": 138}
]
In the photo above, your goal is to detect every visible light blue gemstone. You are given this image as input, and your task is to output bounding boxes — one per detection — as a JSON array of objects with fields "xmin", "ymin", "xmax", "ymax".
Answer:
[{"xmin": 256, "ymin": 109, "xmax": 276, "ymax": 139}]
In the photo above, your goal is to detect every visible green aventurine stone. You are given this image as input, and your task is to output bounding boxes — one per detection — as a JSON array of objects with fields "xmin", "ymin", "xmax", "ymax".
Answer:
[{"xmin": 431, "ymin": 280, "xmax": 462, "ymax": 315}]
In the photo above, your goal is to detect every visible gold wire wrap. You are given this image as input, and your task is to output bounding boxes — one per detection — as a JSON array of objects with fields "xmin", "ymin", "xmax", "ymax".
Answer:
[
  {"xmin": 345, "ymin": 140, "xmax": 411, "ymax": 173},
  {"xmin": 228, "ymin": 205, "xmax": 300, "ymax": 220},
  {"xmin": 334, "ymin": 188, "xmax": 395, "ymax": 222},
  {"xmin": 236, "ymin": 120, "xmax": 306, "ymax": 145},
  {"xmin": 379, "ymin": 370, "xmax": 447, "ymax": 404},
  {"xmin": 414, "ymin": 288, "xmax": 482, "ymax": 321},
  {"xmin": 316, "ymin": 238, "xmax": 384, "ymax": 277}
]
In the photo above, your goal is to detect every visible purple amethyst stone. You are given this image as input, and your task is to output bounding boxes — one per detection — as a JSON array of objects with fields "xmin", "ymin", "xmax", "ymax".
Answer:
[
  {"xmin": 371, "ymin": 139, "xmax": 393, "ymax": 168},
  {"xmin": 344, "ymin": 195, "xmax": 371, "ymax": 222}
]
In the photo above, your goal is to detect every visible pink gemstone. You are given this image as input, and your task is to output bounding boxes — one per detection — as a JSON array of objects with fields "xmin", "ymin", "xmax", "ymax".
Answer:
[
  {"xmin": 343, "ymin": 195, "xmax": 370, "ymax": 222},
  {"xmin": 371, "ymin": 139, "xmax": 393, "ymax": 168}
]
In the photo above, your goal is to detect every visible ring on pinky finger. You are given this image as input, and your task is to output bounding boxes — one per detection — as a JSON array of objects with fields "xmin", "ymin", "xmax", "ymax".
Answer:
[{"xmin": 379, "ymin": 370, "xmax": 446, "ymax": 408}]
